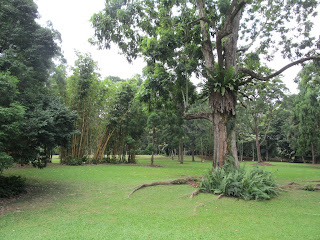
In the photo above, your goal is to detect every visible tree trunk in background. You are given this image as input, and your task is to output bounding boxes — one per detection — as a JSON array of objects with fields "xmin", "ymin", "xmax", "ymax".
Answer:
[
  {"xmin": 311, "ymin": 142, "xmax": 316, "ymax": 164},
  {"xmin": 253, "ymin": 115, "xmax": 263, "ymax": 163},
  {"xmin": 239, "ymin": 141, "xmax": 243, "ymax": 162},
  {"xmin": 266, "ymin": 146, "xmax": 269, "ymax": 162},
  {"xmin": 151, "ymin": 127, "xmax": 156, "ymax": 165},
  {"xmin": 200, "ymin": 136, "xmax": 203, "ymax": 162},
  {"xmin": 192, "ymin": 146, "xmax": 195, "ymax": 162},
  {"xmin": 252, "ymin": 142, "xmax": 255, "ymax": 161},
  {"xmin": 179, "ymin": 140, "xmax": 184, "ymax": 164}
]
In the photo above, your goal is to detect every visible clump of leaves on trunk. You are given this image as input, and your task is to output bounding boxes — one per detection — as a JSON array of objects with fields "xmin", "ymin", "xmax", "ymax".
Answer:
[{"xmin": 199, "ymin": 159, "xmax": 278, "ymax": 200}]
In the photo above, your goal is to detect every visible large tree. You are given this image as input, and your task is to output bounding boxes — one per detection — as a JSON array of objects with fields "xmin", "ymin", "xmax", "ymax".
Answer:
[
  {"xmin": 0, "ymin": 0, "xmax": 78, "ymax": 166},
  {"xmin": 91, "ymin": 0, "xmax": 320, "ymax": 167},
  {"xmin": 294, "ymin": 62, "xmax": 320, "ymax": 164}
]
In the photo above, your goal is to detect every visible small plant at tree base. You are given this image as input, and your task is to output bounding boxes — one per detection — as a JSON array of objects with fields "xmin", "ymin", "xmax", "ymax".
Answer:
[
  {"xmin": 303, "ymin": 185, "xmax": 315, "ymax": 191},
  {"xmin": 0, "ymin": 175, "xmax": 26, "ymax": 198},
  {"xmin": 199, "ymin": 158, "xmax": 278, "ymax": 200}
]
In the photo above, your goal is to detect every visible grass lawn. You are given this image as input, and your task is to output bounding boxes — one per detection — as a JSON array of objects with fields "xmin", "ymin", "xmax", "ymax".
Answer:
[{"xmin": 1, "ymin": 156, "xmax": 320, "ymax": 240}]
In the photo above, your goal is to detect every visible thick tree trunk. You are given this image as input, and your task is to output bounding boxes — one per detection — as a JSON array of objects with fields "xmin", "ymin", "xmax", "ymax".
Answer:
[
  {"xmin": 194, "ymin": 0, "xmax": 242, "ymax": 168},
  {"xmin": 210, "ymin": 91, "xmax": 239, "ymax": 168},
  {"xmin": 213, "ymin": 112, "xmax": 228, "ymax": 167}
]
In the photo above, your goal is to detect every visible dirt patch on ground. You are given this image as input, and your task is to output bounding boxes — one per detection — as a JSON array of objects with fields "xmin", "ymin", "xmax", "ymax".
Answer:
[
  {"xmin": 147, "ymin": 164, "xmax": 163, "ymax": 168},
  {"xmin": 251, "ymin": 162, "xmax": 276, "ymax": 166},
  {"xmin": 310, "ymin": 164, "xmax": 320, "ymax": 169},
  {"xmin": 280, "ymin": 181, "xmax": 320, "ymax": 191}
]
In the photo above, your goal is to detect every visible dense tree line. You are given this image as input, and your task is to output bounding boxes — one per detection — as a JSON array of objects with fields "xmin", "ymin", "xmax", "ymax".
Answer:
[
  {"xmin": 0, "ymin": 0, "xmax": 76, "ymax": 171},
  {"xmin": 1, "ymin": 0, "xmax": 320, "ymax": 174}
]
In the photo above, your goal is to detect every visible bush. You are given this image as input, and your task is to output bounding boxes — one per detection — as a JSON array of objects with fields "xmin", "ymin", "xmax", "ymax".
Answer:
[
  {"xmin": 0, "ymin": 152, "xmax": 14, "ymax": 173},
  {"xmin": 64, "ymin": 157, "xmax": 85, "ymax": 166},
  {"xmin": 199, "ymin": 160, "xmax": 278, "ymax": 200},
  {"xmin": 0, "ymin": 175, "xmax": 26, "ymax": 198}
]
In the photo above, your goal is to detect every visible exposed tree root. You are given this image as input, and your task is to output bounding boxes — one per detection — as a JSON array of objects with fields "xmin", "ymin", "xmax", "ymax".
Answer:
[
  {"xmin": 190, "ymin": 189, "xmax": 200, "ymax": 199},
  {"xmin": 128, "ymin": 177, "xmax": 201, "ymax": 198},
  {"xmin": 217, "ymin": 194, "xmax": 224, "ymax": 199},
  {"xmin": 193, "ymin": 203, "xmax": 204, "ymax": 215}
]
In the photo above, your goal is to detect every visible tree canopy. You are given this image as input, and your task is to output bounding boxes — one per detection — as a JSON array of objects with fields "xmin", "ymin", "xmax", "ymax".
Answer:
[{"xmin": 91, "ymin": 0, "xmax": 320, "ymax": 167}]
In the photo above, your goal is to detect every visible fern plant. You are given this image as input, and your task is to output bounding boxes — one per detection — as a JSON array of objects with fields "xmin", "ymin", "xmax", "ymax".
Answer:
[{"xmin": 199, "ymin": 161, "xmax": 278, "ymax": 200}]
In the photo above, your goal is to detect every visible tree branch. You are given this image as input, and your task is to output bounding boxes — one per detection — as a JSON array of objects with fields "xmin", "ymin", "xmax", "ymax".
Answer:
[
  {"xmin": 184, "ymin": 111, "xmax": 213, "ymax": 121},
  {"xmin": 237, "ymin": 18, "xmax": 269, "ymax": 53},
  {"xmin": 238, "ymin": 56, "xmax": 320, "ymax": 85},
  {"xmin": 230, "ymin": 1, "xmax": 247, "ymax": 24},
  {"xmin": 259, "ymin": 120, "xmax": 271, "ymax": 146},
  {"xmin": 219, "ymin": 0, "xmax": 247, "ymax": 39},
  {"xmin": 128, "ymin": 177, "xmax": 200, "ymax": 198}
]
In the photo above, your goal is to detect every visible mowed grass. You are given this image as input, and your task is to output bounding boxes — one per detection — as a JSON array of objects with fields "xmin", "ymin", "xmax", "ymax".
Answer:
[{"xmin": 1, "ymin": 156, "xmax": 320, "ymax": 240}]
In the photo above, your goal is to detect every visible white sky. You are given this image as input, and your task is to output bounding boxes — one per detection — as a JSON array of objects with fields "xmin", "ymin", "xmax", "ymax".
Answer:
[
  {"xmin": 35, "ymin": 0, "xmax": 145, "ymax": 80},
  {"xmin": 35, "ymin": 0, "xmax": 319, "ymax": 94}
]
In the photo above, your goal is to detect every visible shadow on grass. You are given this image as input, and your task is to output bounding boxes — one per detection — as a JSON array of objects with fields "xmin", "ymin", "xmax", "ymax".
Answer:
[{"xmin": 0, "ymin": 179, "xmax": 70, "ymax": 216}]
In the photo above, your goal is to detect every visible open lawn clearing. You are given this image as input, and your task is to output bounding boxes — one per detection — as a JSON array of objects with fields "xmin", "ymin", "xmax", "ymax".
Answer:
[{"xmin": 1, "ymin": 156, "xmax": 320, "ymax": 240}]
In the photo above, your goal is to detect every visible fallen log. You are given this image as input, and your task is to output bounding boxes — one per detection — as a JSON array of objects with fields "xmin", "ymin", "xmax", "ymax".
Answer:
[{"xmin": 128, "ymin": 177, "xmax": 201, "ymax": 198}]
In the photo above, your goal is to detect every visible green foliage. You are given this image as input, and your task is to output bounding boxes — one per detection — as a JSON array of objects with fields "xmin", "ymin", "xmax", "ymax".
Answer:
[
  {"xmin": 0, "ymin": 153, "xmax": 13, "ymax": 173},
  {"xmin": 303, "ymin": 185, "xmax": 315, "ymax": 191},
  {"xmin": 0, "ymin": 175, "xmax": 26, "ymax": 198},
  {"xmin": 0, "ymin": 72, "xmax": 24, "ymax": 170},
  {"xmin": 201, "ymin": 63, "xmax": 238, "ymax": 97},
  {"xmin": 200, "ymin": 161, "xmax": 278, "ymax": 200},
  {"xmin": 64, "ymin": 157, "xmax": 87, "ymax": 166},
  {"xmin": 294, "ymin": 62, "xmax": 320, "ymax": 162}
]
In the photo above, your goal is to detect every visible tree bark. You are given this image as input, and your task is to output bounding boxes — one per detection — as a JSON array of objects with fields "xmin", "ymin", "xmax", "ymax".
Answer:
[
  {"xmin": 213, "ymin": 112, "xmax": 228, "ymax": 167},
  {"xmin": 311, "ymin": 142, "xmax": 316, "ymax": 165},
  {"xmin": 254, "ymin": 115, "xmax": 263, "ymax": 163},
  {"xmin": 252, "ymin": 142, "xmax": 255, "ymax": 161},
  {"xmin": 179, "ymin": 140, "xmax": 184, "ymax": 164},
  {"xmin": 192, "ymin": 146, "xmax": 195, "ymax": 162},
  {"xmin": 151, "ymin": 127, "xmax": 156, "ymax": 165}
]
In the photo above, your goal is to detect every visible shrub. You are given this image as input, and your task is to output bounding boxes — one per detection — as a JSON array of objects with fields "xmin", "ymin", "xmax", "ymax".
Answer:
[
  {"xmin": 199, "ymin": 160, "xmax": 278, "ymax": 200},
  {"xmin": 0, "ymin": 175, "xmax": 26, "ymax": 198},
  {"xmin": 0, "ymin": 152, "xmax": 14, "ymax": 173},
  {"xmin": 303, "ymin": 185, "xmax": 315, "ymax": 191},
  {"xmin": 64, "ymin": 158, "xmax": 84, "ymax": 166}
]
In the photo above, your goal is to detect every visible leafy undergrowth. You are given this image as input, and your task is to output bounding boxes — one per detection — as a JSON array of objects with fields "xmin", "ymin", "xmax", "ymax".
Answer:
[
  {"xmin": 0, "ymin": 175, "xmax": 26, "ymax": 198},
  {"xmin": 0, "ymin": 156, "xmax": 320, "ymax": 240},
  {"xmin": 200, "ymin": 161, "xmax": 278, "ymax": 200}
]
